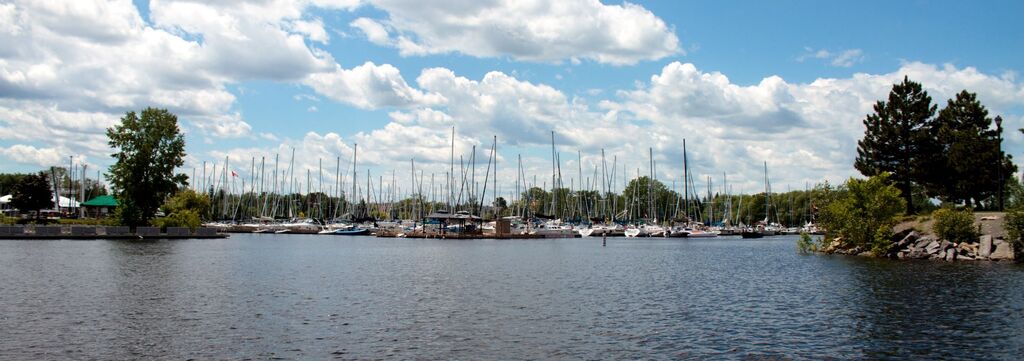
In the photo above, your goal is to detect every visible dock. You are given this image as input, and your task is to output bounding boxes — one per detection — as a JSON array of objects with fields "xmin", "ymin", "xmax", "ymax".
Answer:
[
  {"xmin": 377, "ymin": 230, "xmax": 547, "ymax": 239},
  {"xmin": 0, "ymin": 225, "xmax": 229, "ymax": 240}
]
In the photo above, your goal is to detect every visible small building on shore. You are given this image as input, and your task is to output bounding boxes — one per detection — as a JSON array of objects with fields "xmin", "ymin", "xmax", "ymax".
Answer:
[{"xmin": 81, "ymin": 195, "xmax": 118, "ymax": 217}]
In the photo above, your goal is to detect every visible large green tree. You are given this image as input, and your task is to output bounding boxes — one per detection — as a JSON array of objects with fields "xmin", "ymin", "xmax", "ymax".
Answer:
[
  {"xmin": 11, "ymin": 172, "xmax": 54, "ymax": 220},
  {"xmin": 621, "ymin": 176, "xmax": 677, "ymax": 221},
  {"xmin": 922, "ymin": 91, "xmax": 1016, "ymax": 207},
  {"xmin": 106, "ymin": 108, "xmax": 188, "ymax": 227},
  {"xmin": 854, "ymin": 76, "xmax": 935, "ymax": 214}
]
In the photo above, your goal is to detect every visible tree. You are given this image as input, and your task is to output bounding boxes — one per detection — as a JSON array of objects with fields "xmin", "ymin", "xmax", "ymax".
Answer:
[
  {"xmin": 11, "ymin": 172, "xmax": 54, "ymax": 220},
  {"xmin": 922, "ymin": 91, "xmax": 1016, "ymax": 207},
  {"xmin": 0, "ymin": 173, "xmax": 28, "ymax": 195},
  {"xmin": 621, "ymin": 176, "xmax": 677, "ymax": 221},
  {"xmin": 855, "ymin": 76, "xmax": 935, "ymax": 214},
  {"xmin": 492, "ymin": 196, "xmax": 507, "ymax": 217},
  {"xmin": 153, "ymin": 189, "xmax": 211, "ymax": 231},
  {"xmin": 818, "ymin": 173, "xmax": 905, "ymax": 255},
  {"xmin": 106, "ymin": 108, "xmax": 188, "ymax": 227}
]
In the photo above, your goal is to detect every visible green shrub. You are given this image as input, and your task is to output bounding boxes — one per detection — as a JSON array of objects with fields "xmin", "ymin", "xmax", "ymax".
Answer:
[
  {"xmin": 1004, "ymin": 209, "xmax": 1024, "ymax": 259},
  {"xmin": 151, "ymin": 209, "xmax": 201, "ymax": 231},
  {"xmin": 151, "ymin": 189, "xmax": 210, "ymax": 231},
  {"xmin": 797, "ymin": 232, "xmax": 819, "ymax": 254},
  {"xmin": 162, "ymin": 189, "xmax": 211, "ymax": 220},
  {"xmin": 818, "ymin": 173, "xmax": 906, "ymax": 253},
  {"xmin": 932, "ymin": 207, "xmax": 977, "ymax": 244}
]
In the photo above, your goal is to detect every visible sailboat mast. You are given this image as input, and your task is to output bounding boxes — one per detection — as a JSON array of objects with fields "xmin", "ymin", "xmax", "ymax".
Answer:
[
  {"xmin": 550, "ymin": 131, "xmax": 557, "ymax": 216},
  {"xmin": 683, "ymin": 139, "xmax": 688, "ymax": 222},
  {"xmin": 763, "ymin": 161, "xmax": 769, "ymax": 223}
]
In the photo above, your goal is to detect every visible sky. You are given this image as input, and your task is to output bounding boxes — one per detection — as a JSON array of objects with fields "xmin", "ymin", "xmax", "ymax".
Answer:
[{"xmin": 1, "ymin": 0, "xmax": 1023, "ymax": 200}]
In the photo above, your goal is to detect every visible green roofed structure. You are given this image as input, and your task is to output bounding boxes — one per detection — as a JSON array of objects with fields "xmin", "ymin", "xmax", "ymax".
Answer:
[{"xmin": 82, "ymin": 195, "xmax": 118, "ymax": 217}]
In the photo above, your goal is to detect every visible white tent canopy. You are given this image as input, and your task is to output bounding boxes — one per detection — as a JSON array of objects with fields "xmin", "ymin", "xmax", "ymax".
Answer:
[
  {"xmin": 52, "ymin": 195, "xmax": 79, "ymax": 209},
  {"xmin": 0, "ymin": 192, "xmax": 78, "ymax": 206}
]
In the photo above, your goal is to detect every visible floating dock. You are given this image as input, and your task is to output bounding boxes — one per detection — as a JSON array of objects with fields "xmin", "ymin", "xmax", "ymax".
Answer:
[{"xmin": 377, "ymin": 230, "xmax": 547, "ymax": 239}]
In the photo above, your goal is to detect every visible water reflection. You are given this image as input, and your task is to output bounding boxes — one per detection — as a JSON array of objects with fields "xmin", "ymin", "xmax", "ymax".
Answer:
[{"xmin": 0, "ymin": 235, "xmax": 1022, "ymax": 359}]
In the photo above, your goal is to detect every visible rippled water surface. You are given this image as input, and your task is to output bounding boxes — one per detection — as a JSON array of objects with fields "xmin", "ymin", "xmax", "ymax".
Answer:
[{"xmin": 1, "ymin": 234, "xmax": 1023, "ymax": 359}]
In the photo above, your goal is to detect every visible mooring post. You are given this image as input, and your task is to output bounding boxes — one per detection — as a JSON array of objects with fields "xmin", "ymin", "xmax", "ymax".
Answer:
[{"xmin": 602, "ymin": 233, "xmax": 607, "ymax": 247}]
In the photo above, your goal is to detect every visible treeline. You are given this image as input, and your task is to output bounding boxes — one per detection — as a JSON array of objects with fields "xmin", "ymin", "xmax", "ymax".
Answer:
[{"xmin": 855, "ymin": 76, "xmax": 1014, "ymax": 212}]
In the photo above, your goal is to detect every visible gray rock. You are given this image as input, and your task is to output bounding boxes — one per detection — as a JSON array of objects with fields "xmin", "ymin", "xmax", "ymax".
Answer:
[
  {"xmin": 945, "ymin": 248, "xmax": 957, "ymax": 261},
  {"xmin": 994, "ymin": 238, "xmax": 1006, "ymax": 246},
  {"xmin": 990, "ymin": 242, "xmax": 1015, "ymax": 261},
  {"xmin": 926, "ymin": 240, "xmax": 942, "ymax": 254},
  {"xmin": 979, "ymin": 235, "xmax": 994, "ymax": 258},
  {"xmin": 908, "ymin": 249, "xmax": 930, "ymax": 259},
  {"xmin": 915, "ymin": 236, "xmax": 936, "ymax": 249},
  {"xmin": 897, "ymin": 231, "xmax": 920, "ymax": 248}
]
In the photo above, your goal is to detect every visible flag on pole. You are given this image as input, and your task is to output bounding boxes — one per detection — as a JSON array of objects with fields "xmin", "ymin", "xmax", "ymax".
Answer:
[{"xmin": 231, "ymin": 170, "xmax": 239, "ymax": 177}]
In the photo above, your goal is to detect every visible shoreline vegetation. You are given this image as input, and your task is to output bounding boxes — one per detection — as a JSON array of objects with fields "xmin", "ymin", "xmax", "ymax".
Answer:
[{"xmin": 805, "ymin": 211, "xmax": 1017, "ymax": 262}]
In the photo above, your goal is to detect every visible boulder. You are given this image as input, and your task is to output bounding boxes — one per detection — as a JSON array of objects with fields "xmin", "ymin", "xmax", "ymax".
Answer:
[
  {"xmin": 907, "ymin": 248, "xmax": 930, "ymax": 259},
  {"xmin": 915, "ymin": 236, "xmax": 936, "ymax": 249},
  {"xmin": 926, "ymin": 240, "xmax": 942, "ymax": 254},
  {"xmin": 945, "ymin": 248, "xmax": 957, "ymax": 261},
  {"xmin": 979, "ymin": 235, "xmax": 994, "ymax": 258},
  {"xmin": 896, "ymin": 231, "xmax": 920, "ymax": 249},
  {"xmin": 989, "ymin": 242, "xmax": 1015, "ymax": 261}
]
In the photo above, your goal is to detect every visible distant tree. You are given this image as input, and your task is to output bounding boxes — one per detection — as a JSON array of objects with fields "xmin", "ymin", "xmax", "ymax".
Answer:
[
  {"xmin": 855, "ymin": 76, "xmax": 936, "ymax": 214},
  {"xmin": 11, "ymin": 172, "xmax": 54, "ymax": 220},
  {"xmin": 492, "ymin": 196, "xmax": 507, "ymax": 217},
  {"xmin": 106, "ymin": 108, "xmax": 188, "ymax": 227},
  {"xmin": 0, "ymin": 173, "xmax": 29, "ymax": 195},
  {"xmin": 922, "ymin": 91, "xmax": 1016, "ymax": 207},
  {"xmin": 621, "ymin": 176, "xmax": 677, "ymax": 221}
]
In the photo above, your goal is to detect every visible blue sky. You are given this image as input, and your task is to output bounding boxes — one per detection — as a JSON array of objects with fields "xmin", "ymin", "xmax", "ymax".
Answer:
[{"xmin": 1, "ymin": 0, "xmax": 1023, "ymax": 197}]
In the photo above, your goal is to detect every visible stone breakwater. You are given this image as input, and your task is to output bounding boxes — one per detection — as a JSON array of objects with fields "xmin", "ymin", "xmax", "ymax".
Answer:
[{"xmin": 822, "ymin": 230, "xmax": 1016, "ymax": 261}]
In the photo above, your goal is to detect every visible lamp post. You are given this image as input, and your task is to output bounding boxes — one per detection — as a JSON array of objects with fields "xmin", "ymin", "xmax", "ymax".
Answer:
[{"xmin": 996, "ymin": 115, "xmax": 1004, "ymax": 212}]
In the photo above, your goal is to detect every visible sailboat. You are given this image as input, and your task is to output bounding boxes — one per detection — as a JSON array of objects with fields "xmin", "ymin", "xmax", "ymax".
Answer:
[{"xmin": 741, "ymin": 161, "xmax": 771, "ymax": 239}]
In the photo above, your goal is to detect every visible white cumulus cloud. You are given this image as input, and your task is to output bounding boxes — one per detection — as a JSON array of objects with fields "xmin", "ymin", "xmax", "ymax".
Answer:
[{"xmin": 353, "ymin": 0, "xmax": 681, "ymax": 65}]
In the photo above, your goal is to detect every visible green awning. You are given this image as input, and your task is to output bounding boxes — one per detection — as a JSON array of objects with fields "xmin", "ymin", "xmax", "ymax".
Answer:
[{"xmin": 82, "ymin": 195, "xmax": 119, "ymax": 207}]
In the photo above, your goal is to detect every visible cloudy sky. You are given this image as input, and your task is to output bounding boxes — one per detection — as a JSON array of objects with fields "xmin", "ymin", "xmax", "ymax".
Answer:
[{"xmin": 1, "ymin": 0, "xmax": 1022, "ymax": 198}]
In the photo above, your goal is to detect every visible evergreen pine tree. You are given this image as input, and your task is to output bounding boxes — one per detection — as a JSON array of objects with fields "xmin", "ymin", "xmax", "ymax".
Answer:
[
  {"xmin": 854, "ymin": 76, "xmax": 935, "ymax": 214},
  {"xmin": 924, "ymin": 91, "xmax": 1016, "ymax": 207}
]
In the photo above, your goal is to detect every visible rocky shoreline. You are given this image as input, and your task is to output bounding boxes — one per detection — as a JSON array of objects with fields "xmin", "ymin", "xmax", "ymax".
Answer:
[
  {"xmin": 822, "ymin": 230, "xmax": 1016, "ymax": 261},
  {"xmin": 818, "ymin": 212, "xmax": 1019, "ymax": 261}
]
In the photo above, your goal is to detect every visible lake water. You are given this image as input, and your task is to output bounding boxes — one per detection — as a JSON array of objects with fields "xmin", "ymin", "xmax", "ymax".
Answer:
[{"xmin": 1, "ymin": 234, "xmax": 1023, "ymax": 359}]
